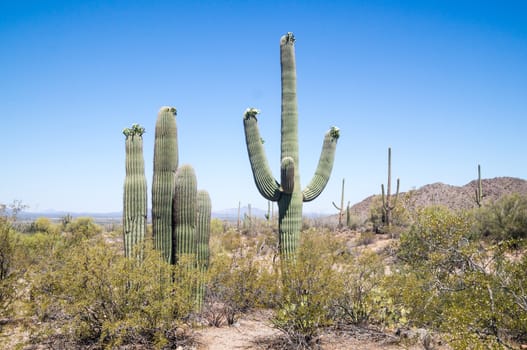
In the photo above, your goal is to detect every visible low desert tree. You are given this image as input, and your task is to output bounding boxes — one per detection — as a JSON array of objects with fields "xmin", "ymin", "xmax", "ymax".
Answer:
[{"xmin": 391, "ymin": 206, "xmax": 526, "ymax": 348}]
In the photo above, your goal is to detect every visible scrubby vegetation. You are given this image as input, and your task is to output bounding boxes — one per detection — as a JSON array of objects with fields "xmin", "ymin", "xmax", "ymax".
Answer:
[{"xmin": 0, "ymin": 194, "xmax": 526, "ymax": 349}]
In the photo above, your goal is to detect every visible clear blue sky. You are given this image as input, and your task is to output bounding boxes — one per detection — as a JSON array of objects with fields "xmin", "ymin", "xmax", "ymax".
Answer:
[{"xmin": 1, "ymin": 0, "xmax": 526, "ymax": 214}]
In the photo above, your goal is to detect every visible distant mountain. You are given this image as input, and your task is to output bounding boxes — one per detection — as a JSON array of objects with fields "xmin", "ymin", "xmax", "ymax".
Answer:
[
  {"xmin": 14, "ymin": 177, "xmax": 526, "ymax": 225},
  {"xmin": 348, "ymin": 177, "xmax": 527, "ymax": 223}
]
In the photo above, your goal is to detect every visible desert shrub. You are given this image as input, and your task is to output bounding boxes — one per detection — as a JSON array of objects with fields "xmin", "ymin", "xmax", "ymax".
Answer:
[
  {"xmin": 356, "ymin": 231, "xmax": 376, "ymax": 246},
  {"xmin": 210, "ymin": 218, "xmax": 225, "ymax": 236},
  {"xmin": 0, "ymin": 215, "xmax": 18, "ymax": 321},
  {"xmin": 28, "ymin": 238, "xmax": 197, "ymax": 349},
  {"xmin": 212, "ymin": 227, "xmax": 243, "ymax": 253},
  {"xmin": 368, "ymin": 191, "xmax": 415, "ymax": 235},
  {"xmin": 205, "ymin": 233, "xmax": 278, "ymax": 326},
  {"xmin": 332, "ymin": 250, "xmax": 389, "ymax": 326},
  {"xmin": 476, "ymin": 193, "xmax": 527, "ymax": 243},
  {"xmin": 493, "ymin": 249, "xmax": 527, "ymax": 343},
  {"xmin": 272, "ymin": 229, "xmax": 342, "ymax": 348},
  {"xmin": 27, "ymin": 217, "xmax": 59, "ymax": 235},
  {"xmin": 64, "ymin": 216, "xmax": 102, "ymax": 241},
  {"xmin": 391, "ymin": 206, "xmax": 527, "ymax": 348}
]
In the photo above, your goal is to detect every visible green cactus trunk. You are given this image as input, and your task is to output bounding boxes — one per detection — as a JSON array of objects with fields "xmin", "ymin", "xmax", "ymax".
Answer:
[
  {"xmin": 172, "ymin": 165, "xmax": 197, "ymax": 263},
  {"xmin": 196, "ymin": 190, "xmax": 211, "ymax": 269},
  {"xmin": 475, "ymin": 164, "xmax": 483, "ymax": 207},
  {"xmin": 346, "ymin": 201, "xmax": 351, "ymax": 228},
  {"xmin": 381, "ymin": 147, "xmax": 400, "ymax": 229},
  {"xmin": 196, "ymin": 190, "xmax": 211, "ymax": 310},
  {"xmin": 332, "ymin": 178, "xmax": 346, "ymax": 228},
  {"xmin": 172, "ymin": 165, "xmax": 211, "ymax": 310},
  {"xmin": 123, "ymin": 124, "xmax": 147, "ymax": 259},
  {"xmin": 243, "ymin": 33, "xmax": 339, "ymax": 260},
  {"xmin": 152, "ymin": 106, "xmax": 178, "ymax": 263}
]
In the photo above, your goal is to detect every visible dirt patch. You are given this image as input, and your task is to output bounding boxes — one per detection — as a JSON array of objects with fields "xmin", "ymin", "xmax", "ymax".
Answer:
[{"xmin": 195, "ymin": 310, "xmax": 430, "ymax": 350}]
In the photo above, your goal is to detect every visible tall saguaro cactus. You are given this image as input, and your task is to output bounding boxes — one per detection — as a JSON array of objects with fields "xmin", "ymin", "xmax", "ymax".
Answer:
[
  {"xmin": 123, "ymin": 124, "xmax": 147, "ymax": 258},
  {"xmin": 173, "ymin": 165, "xmax": 198, "ymax": 262},
  {"xmin": 172, "ymin": 164, "xmax": 211, "ymax": 309},
  {"xmin": 474, "ymin": 164, "xmax": 484, "ymax": 207},
  {"xmin": 332, "ymin": 178, "xmax": 347, "ymax": 228},
  {"xmin": 243, "ymin": 32, "xmax": 339, "ymax": 259},
  {"xmin": 152, "ymin": 106, "xmax": 178, "ymax": 263},
  {"xmin": 196, "ymin": 190, "xmax": 212, "ymax": 270},
  {"xmin": 196, "ymin": 189, "xmax": 211, "ymax": 309},
  {"xmin": 381, "ymin": 147, "xmax": 400, "ymax": 228},
  {"xmin": 122, "ymin": 106, "xmax": 211, "ymax": 310}
]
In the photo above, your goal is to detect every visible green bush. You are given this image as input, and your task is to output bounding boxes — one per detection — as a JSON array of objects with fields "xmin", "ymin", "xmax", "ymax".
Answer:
[
  {"xmin": 205, "ymin": 230, "xmax": 278, "ymax": 326},
  {"xmin": 272, "ymin": 229, "xmax": 342, "ymax": 348},
  {"xmin": 0, "ymin": 216, "xmax": 18, "ymax": 321},
  {"xmin": 391, "ymin": 206, "xmax": 527, "ymax": 348},
  {"xmin": 476, "ymin": 193, "xmax": 527, "ymax": 242},
  {"xmin": 28, "ymin": 238, "xmax": 197, "ymax": 349},
  {"xmin": 64, "ymin": 216, "xmax": 102, "ymax": 241},
  {"xmin": 27, "ymin": 217, "xmax": 59, "ymax": 235},
  {"xmin": 333, "ymin": 250, "xmax": 389, "ymax": 326}
]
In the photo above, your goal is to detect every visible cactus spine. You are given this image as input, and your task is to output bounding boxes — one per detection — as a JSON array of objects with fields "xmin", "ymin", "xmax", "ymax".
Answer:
[
  {"xmin": 243, "ymin": 33, "xmax": 339, "ymax": 259},
  {"xmin": 475, "ymin": 164, "xmax": 484, "ymax": 207},
  {"xmin": 152, "ymin": 107, "xmax": 178, "ymax": 263},
  {"xmin": 332, "ymin": 178, "xmax": 346, "ymax": 228},
  {"xmin": 123, "ymin": 124, "xmax": 147, "ymax": 258},
  {"xmin": 381, "ymin": 147, "xmax": 399, "ymax": 228}
]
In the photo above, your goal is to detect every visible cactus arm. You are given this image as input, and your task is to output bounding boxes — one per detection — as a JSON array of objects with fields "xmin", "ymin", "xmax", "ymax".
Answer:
[
  {"xmin": 243, "ymin": 109, "xmax": 281, "ymax": 201},
  {"xmin": 332, "ymin": 201, "xmax": 342, "ymax": 211},
  {"xmin": 391, "ymin": 178, "xmax": 400, "ymax": 209},
  {"xmin": 302, "ymin": 127, "xmax": 339, "ymax": 202}
]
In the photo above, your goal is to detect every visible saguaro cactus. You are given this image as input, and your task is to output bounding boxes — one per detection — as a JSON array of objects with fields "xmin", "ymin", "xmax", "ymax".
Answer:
[
  {"xmin": 173, "ymin": 165, "xmax": 198, "ymax": 262},
  {"xmin": 152, "ymin": 106, "xmax": 178, "ymax": 263},
  {"xmin": 381, "ymin": 147, "xmax": 399, "ymax": 228},
  {"xmin": 243, "ymin": 32, "xmax": 339, "ymax": 259},
  {"xmin": 196, "ymin": 190, "xmax": 212, "ymax": 270},
  {"xmin": 474, "ymin": 164, "xmax": 484, "ymax": 207},
  {"xmin": 196, "ymin": 190, "xmax": 211, "ymax": 309},
  {"xmin": 172, "ymin": 165, "xmax": 211, "ymax": 309},
  {"xmin": 332, "ymin": 178, "xmax": 347, "ymax": 228},
  {"xmin": 123, "ymin": 124, "xmax": 147, "ymax": 258}
]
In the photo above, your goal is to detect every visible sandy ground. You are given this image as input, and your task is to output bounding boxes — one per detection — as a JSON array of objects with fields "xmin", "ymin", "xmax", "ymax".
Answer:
[{"xmin": 195, "ymin": 310, "xmax": 429, "ymax": 350}]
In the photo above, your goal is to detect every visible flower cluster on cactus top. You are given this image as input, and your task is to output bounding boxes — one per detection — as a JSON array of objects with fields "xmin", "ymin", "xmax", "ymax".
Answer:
[{"xmin": 123, "ymin": 123, "xmax": 146, "ymax": 137}]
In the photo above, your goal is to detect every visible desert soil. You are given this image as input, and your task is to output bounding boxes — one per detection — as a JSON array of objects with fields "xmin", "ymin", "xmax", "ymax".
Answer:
[{"xmin": 195, "ymin": 310, "xmax": 426, "ymax": 350}]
